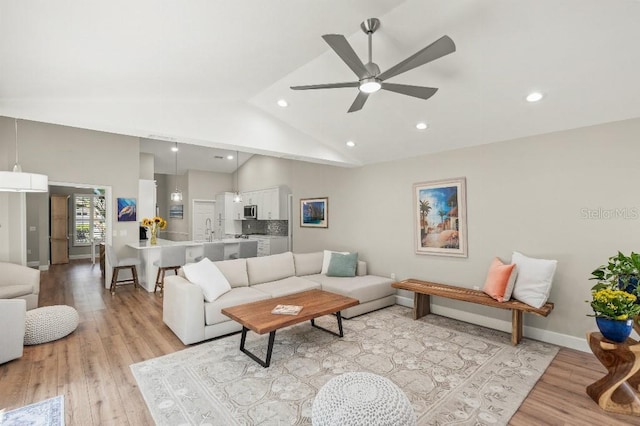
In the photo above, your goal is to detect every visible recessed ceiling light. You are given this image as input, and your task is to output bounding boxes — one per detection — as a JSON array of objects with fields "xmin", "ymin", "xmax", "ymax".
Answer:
[
  {"xmin": 416, "ymin": 122, "xmax": 428, "ymax": 130},
  {"xmin": 227, "ymin": 155, "xmax": 234, "ymax": 160},
  {"xmin": 346, "ymin": 141, "xmax": 356, "ymax": 148},
  {"xmin": 277, "ymin": 99, "xmax": 288, "ymax": 107},
  {"xmin": 526, "ymin": 92, "xmax": 544, "ymax": 102},
  {"xmin": 171, "ymin": 146, "xmax": 179, "ymax": 152}
]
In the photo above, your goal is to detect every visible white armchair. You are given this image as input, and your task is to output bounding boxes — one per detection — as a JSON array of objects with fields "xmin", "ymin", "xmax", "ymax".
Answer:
[
  {"xmin": 0, "ymin": 262, "xmax": 40, "ymax": 310},
  {"xmin": 0, "ymin": 299, "xmax": 26, "ymax": 364}
]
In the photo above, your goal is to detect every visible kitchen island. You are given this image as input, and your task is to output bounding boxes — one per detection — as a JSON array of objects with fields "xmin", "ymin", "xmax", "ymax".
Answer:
[{"xmin": 126, "ymin": 238, "xmax": 241, "ymax": 292}]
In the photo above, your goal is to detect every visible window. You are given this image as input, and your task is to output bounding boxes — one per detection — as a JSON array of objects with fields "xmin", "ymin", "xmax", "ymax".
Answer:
[{"xmin": 73, "ymin": 193, "xmax": 106, "ymax": 246}]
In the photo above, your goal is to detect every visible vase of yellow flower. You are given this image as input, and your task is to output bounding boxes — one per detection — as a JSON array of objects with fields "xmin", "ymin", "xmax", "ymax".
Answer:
[
  {"xmin": 142, "ymin": 216, "xmax": 167, "ymax": 245},
  {"xmin": 587, "ymin": 286, "xmax": 640, "ymax": 342}
]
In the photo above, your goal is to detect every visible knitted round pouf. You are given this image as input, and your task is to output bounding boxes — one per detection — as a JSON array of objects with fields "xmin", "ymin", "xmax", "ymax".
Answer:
[
  {"xmin": 312, "ymin": 372, "xmax": 416, "ymax": 426},
  {"xmin": 24, "ymin": 305, "xmax": 79, "ymax": 345}
]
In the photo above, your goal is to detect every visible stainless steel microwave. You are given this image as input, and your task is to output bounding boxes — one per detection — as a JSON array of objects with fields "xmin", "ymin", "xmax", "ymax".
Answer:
[{"xmin": 243, "ymin": 205, "xmax": 257, "ymax": 219}]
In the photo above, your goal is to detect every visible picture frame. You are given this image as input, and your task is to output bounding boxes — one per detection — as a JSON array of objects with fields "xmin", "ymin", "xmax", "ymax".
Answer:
[
  {"xmin": 300, "ymin": 197, "xmax": 328, "ymax": 228},
  {"xmin": 413, "ymin": 177, "xmax": 467, "ymax": 257},
  {"xmin": 169, "ymin": 204, "xmax": 184, "ymax": 219},
  {"xmin": 117, "ymin": 198, "xmax": 137, "ymax": 222}
]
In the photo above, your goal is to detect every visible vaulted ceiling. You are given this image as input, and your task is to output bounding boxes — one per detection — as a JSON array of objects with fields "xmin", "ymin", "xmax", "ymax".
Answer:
[{"xmin": 1, "ymin": 0, "xmax": 640, "ymax": 172}]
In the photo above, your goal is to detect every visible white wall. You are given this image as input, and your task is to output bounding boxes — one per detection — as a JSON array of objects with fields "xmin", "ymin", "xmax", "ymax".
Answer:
[
  {"xmin": 0, "ymin": 117, "xmax": 140, "ymax": 264},
  {"xmin": 238, "ymin": 118, "xmax": 640, "ymax": 344}
]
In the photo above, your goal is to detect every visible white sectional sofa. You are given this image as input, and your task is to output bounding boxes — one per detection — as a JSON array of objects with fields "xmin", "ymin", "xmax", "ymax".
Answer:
[
  {"xmin": 163, "ymin": 251, "xmax": 396, "ymax": 345},
  {"xmin": 0, "ymin": 262, "xmax": 40, "ymax": 310}
]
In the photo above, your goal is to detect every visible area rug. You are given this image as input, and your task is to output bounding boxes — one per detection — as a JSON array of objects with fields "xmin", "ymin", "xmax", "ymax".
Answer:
[
  {"xmin": 1, "ymin": 395, "xmax": 64, "ymax": 426},
  {"xmin": 131, "ymin": 306, "xmax": 558, "ymax": 425}
]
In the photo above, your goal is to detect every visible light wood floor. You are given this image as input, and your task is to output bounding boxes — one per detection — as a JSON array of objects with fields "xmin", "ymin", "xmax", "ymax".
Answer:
[{"xmin": 0, "ymin": 260, "xmax": 637, "ymax": 425}]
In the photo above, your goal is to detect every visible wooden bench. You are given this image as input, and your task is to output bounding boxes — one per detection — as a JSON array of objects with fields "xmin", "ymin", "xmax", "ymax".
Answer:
[{"xmin": 392, "ymin": 278, "xmax": 554, "ymax": 345}]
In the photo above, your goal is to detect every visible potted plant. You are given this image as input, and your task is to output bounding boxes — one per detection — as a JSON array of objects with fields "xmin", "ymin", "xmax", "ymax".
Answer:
[
  {"xmin": 590, "ymin": 251, "xmax": 640, "ymax": 295},
  {"xmin": 587, "ymin": 283, "xmax": 640, "ymax": 342}
]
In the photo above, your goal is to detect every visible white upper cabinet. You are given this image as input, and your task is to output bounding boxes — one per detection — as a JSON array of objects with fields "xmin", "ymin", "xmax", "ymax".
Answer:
[
  {"xmin": 240, "ymin": 186, "xmax": 290, "ymax": 220},
  {"xmin": 138, "ymin": 179, "xmax": 156, "ymax": 220}
]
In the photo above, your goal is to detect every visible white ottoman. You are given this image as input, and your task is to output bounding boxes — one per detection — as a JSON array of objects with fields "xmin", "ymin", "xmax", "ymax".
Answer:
[
  {"xmin": 24, "ymin": 305, "xmax": 79, "ymax": 345},
  {"xmin": 312, "ymin": 372, "xmax": 416, "ymax": 426}
]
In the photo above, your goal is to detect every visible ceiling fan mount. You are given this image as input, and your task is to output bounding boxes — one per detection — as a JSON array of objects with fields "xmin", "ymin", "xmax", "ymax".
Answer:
[{"xmin": 291, "ymin": 18, "xmax": 456, "ymax": 113}]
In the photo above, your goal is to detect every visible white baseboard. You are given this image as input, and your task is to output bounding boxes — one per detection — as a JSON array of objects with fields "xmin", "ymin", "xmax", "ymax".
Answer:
[
  {"xmin": 27, "ymin": 261, "xmax": 39, "ymax": 267},
  {"xmin": 69, "ymin": 254, "xmax": 92, "ymax": 260},
  {"xmin": 39, "ymin": 265, "xmax": 49, "ymax": 271},
  {"xmin": 395, "ymin": 295, "xmax": 589, "ymax": 352}
]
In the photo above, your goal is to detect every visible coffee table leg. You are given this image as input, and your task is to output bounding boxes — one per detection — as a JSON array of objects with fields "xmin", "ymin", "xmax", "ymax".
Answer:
[
  {"xmin": 239, "ymin": 326, "xmax": 276, "ymax": 368},
  {"xmin": 311, "ymin": 311, "xmax": 344, "ymax": 337}
]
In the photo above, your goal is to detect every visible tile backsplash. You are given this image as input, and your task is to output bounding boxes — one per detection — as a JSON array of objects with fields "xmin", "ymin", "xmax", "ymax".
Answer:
[{"xmin": 242, "ymin": 220, "xmax": 288, "ymax": 236}]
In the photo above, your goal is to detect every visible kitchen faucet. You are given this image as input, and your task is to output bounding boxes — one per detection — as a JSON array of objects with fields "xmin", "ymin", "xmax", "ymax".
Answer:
[{"xmin": 205, "ymin": 218, "xmax": 212, "ymax": 242}]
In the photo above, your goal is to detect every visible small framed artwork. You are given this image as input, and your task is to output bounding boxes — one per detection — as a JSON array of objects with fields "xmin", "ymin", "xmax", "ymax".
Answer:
[
  {"xmin": 300, "ymin": 197, "xmax": 328, "ymax": 228},
  {"xmin": 169, "ymin": 204, "xmax": 184, "ymax": 219},
  {"xmin": 117, "ymin": 198, "xmax": 137, "ymax": 222},
  {"xmin": 413, "ymin": 177, "xmax": 467, "ymax": 257}
]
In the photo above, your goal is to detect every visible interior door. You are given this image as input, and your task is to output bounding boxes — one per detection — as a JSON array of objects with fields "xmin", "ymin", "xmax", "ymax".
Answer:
[
  {"xmin": 50, "ymin": 194, "xmax": 69, "ymax": 264},
  {"xmin": 192, "ymin": 200, "xmax": 215, "ymax": 242}
]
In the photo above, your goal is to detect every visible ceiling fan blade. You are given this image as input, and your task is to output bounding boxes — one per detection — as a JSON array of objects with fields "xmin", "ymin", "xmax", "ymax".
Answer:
[
  {"xmin": 322, "ymin": 34, "xmax": 370, "ymax": 80},
  {"xmin": 348, "ymin": 91, "xmax": 369, "ymax": 113},
  {"xmin": 290, "ymin": 82, "xmax": 359, "ymax": 90},
  {"xmin": 377, "ymin": 35, "xmax": 456, "ymax": 81},
  {"xmin": 381, "ymin": 83, "xmax": 438, "ymax": 100}
]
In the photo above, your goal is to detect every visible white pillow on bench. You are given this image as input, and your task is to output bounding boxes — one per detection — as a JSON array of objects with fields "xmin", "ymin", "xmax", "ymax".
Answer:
[{"xmin": 511, "ymin": 251, "xmax": 557, "ymax": 309}]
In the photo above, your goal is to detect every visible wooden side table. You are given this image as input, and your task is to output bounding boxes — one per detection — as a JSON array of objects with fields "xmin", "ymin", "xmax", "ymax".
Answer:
[{"xmin": 586, "ymin": 332, "xmax": 640, "ymax": 416}]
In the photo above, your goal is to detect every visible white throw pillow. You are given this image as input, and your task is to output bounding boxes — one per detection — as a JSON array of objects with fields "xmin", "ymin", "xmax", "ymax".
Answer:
[
  {"xmin": 321, "ymin": 250, "xmax": 349, "ymax": 275},
  {"xmin": 183, "ymin": 258, "xmax": 231, "ymax": 302},
  {"xmin": 511, "ymin": 251, "xmax": 557, "ymax": 308}
]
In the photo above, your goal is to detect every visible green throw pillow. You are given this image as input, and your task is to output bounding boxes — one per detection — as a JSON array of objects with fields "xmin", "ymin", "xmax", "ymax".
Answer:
[{"xmin": 326, "ymin": 252, "xmax": 358, "ymax": 277}]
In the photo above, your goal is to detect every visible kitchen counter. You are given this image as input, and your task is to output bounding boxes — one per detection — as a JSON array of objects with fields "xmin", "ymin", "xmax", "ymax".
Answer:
[{"xmin": 126, "ymin": 238, "xmax": 242, "ymax": 292}]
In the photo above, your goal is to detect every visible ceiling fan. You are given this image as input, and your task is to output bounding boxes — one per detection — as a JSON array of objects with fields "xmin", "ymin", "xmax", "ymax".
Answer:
[{"xmin": 290, "ymin": 18, "xmax": 456, "ymax": 113}]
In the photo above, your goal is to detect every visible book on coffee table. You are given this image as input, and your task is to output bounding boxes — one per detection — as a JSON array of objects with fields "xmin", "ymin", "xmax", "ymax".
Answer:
[{"xmin": 271, "ymin": 304, "xmax": 303, "ymax": 315}]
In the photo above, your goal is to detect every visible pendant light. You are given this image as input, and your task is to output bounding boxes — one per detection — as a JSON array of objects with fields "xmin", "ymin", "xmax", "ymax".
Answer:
[
  {"xmin": 233, "ymin": 151, "xmax": 242, "ymax": 203},
  {"xmin": 170, "ymin": 142, "xmax": 182, "ymax": 202},
  {"xmin": 0, "ymin": 119, "xmax": 48, "ymax": 192}
]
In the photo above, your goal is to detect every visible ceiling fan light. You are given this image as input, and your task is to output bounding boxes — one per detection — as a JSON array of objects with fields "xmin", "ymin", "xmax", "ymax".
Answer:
[
  {"xmin": 416, "ymin": 122, "xmax": 428, "ymax": 130},
  {"xmin": 359, "ymin": 78, "xmax": 381, "ymax": 94}
]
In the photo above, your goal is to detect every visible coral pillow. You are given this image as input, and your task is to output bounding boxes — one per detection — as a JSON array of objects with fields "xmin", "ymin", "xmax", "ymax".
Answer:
[{"xmin": 483, "ymin": 257, "xmax": 518, "ymax": 302}]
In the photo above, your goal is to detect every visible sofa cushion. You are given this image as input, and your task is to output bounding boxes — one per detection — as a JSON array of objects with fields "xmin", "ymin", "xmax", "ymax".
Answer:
[
  {"xmin": 204, "ymin": 287, "xmax": 272, "ymax": 326},
  {"xmin": 293, "ymin": 252, "xmax": 323, "ymax": 276},
  {"xmin": 327, "ymin": 252, "xmax": 358, "ymax": 277},
  {"xmin": 247, "ymin": 252, "xmax": 295, "ymax": 285},
  {"xmin": 183, "ymin": 258, "xmax": 231, "ymax": 302},
  {"xmin": 0, "ymin": 284, "xmax": 34, "ymax": 299},
  {"xmin": 321, "ymin": 250, "xmax": 349, "ymax": 274},
  {"xmin": 306, "ymin": 274, "xmax": 394, "ymax": 304},
  {"xmin": 214, "ymin": 258, "xmax": 249, "ymax": 288},
  {"xmin": 251, "ymin": 276, "xmax": 321, "ymax": 298}
]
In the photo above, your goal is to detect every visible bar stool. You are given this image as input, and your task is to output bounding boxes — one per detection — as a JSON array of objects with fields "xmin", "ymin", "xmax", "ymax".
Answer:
[
  {"xmin": 230, "ymin": 240, "xmax": 258, "ymax": 259},
  {"xmin": 195, "ymin": 241, "xmax": 225, "ymax": 262},
  {"xmin": 153, "ymin": 245, "xmax": 187, "ymax": 295},
  {"xmin": 105, "ymin": 244, "xmax": 140, "ymax": 295}
]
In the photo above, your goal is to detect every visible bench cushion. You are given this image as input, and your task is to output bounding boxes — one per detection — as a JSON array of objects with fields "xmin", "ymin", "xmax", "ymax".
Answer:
[
  {"xmin": 214, "ymin": 259, "xmax": 249, "ymax": 288},
  {"xmin": 293, "ymin": 252, "xmax": 323, "ymax": 276}
]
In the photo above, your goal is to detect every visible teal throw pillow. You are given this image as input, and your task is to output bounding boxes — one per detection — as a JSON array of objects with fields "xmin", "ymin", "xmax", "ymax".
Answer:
[{"xmin": 326, "ymin": 252, "xmax": 358, "ymax": 277}]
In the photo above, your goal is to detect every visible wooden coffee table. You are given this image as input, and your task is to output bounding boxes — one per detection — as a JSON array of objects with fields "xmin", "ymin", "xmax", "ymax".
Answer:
[{"xmin": 221, "ymin": 289, "xmax": 359, "ymax": 367}]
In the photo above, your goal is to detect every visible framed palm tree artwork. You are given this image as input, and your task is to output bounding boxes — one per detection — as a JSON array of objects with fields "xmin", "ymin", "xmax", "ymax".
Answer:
[{"xmin": 413, "ymin": 177, "xmax": 467, "ymax": 257}]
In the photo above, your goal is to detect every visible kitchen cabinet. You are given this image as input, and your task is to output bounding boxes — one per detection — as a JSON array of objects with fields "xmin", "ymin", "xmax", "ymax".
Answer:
[
  {"xmin": 214, "ymin": 192, "xmax": 241, "ymax": 237},
  {"xmin": 242, "ymin": 186, "xmax": 290, "ymax": 220},
  {"xmin": 138, "ymin": 179, "xmax": 157, "ymax": 220},
  {"xmin": 249, "ymin": 236, "xmax": 288, "ymax": 257}
]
